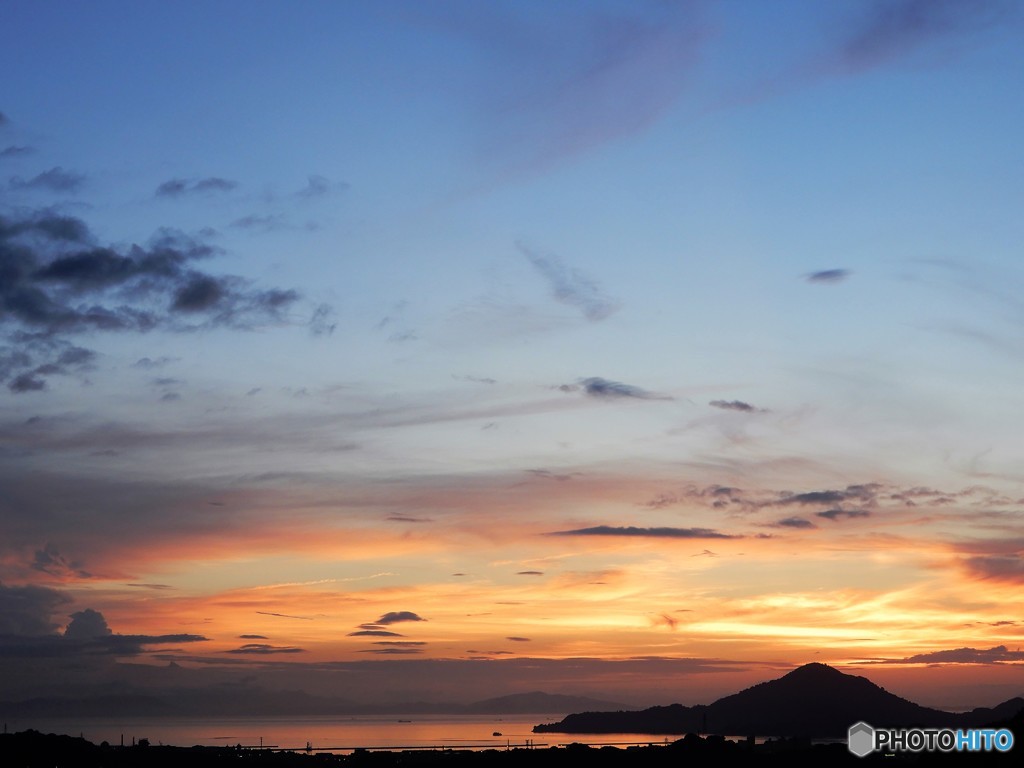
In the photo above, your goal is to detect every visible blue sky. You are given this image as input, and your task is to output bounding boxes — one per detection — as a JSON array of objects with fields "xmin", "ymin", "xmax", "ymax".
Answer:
[{"xmin": 2, "ymin": 0, "xmax": 1024, "ymax": 712}]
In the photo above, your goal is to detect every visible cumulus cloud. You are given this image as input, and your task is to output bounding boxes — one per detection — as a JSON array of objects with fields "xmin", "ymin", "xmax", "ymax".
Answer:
[
  {"xmin": 156, "ymin": 177, "xmax": 237, "ymax": 197},
  {"xmin": 0, "ymin": 582, "xmax": 71, "ymax": 635},
  {"xmin": 805, "ymin": 269, "xmax": 850, "ymax": 284},
  {"xmin": 549, "ymin": 525, "xmax": 740, "ymax": 539},
  {"xmin": 9, "ymin": 167, "xmax": 85, "ymax": 193},
  {"xmin": 0, "ymin": 209, "xmax": 305, "ymax": 391},
  {"xmin": 517, "ymin": 242, "xmax": 619, "ymax": 321}
]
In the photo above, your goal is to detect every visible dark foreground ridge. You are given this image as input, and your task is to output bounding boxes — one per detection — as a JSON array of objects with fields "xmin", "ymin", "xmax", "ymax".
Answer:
[
  {"xmin": 8, "ymin": 727, "xmax": 1020, "ymax": 768},
  {"xmin": 534, "ymin": 663, "xmax": 1024, "ymax": 739}
]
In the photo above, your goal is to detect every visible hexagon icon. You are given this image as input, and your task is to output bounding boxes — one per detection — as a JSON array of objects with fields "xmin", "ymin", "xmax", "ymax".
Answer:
[{"xmin": 848, "ymin": 721, "xmax": 875, "ymax": 757}]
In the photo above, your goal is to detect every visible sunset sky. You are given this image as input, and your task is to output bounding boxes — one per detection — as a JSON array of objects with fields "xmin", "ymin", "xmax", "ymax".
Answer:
[{"xmin": 2, "ymin": 0, "xmax": 1024, "ymax": 714}]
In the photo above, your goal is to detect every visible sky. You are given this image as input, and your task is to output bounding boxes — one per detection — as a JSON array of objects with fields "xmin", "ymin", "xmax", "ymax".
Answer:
[{"xmin": 1, "ymin": 0, "xmax": 1024, "ymax": 714}]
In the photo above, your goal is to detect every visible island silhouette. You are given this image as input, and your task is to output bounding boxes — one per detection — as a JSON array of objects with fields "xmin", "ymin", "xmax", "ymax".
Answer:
[{"xmin": 533, "ymin": 663, "xmax": 1024, "ymax": 738}]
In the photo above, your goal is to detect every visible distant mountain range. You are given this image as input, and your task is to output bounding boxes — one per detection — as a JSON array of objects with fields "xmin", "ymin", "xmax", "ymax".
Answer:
[{"xmin": 533, "ymin": 663, "xmax": 1024, "ymax": 738}]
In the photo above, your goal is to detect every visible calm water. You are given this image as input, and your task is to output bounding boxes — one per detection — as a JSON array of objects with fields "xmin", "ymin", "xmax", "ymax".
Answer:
[{"xmin": 4, "ymin": 714, "xmax": 682, "ymax": 753}]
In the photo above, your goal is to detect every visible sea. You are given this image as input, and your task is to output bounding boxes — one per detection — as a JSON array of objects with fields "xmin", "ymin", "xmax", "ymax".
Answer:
[{"xmin": 1, "ymin": 714, "xmax": 684, "ymax": 753}]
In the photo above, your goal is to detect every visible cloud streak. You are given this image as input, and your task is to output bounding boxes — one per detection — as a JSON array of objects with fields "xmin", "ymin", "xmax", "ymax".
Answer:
[
  {"xmin": 517, "ymin": 242, "xmax": 618, "ymax": 321},
  {"xmin": 549, "ymin": 526, "xmax": 740, "ymax": 539}
]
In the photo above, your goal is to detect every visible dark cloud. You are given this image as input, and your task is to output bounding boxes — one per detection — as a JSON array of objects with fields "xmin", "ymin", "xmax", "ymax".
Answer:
[
  {"xmin": 32, "ymin": 543, "xmax": 91, "ymax": 578},
  {"xmin": 816, "ymin": 508, "xmax": 870, "ymax": 521},
  {"xmin": 1, "ymin": 146, "xmax": 34, "ymax": 158},
  {"xmin": 505, "ymin": 636, "xmax": 531, "ymax": 642},
  {"xmin": 374, "ymin": 611, "xmax": 426, "ymax": 625},
  {"xmin": 805, "ymin": 269, "xmax": 850, "ymax": 284},
  {"xmin": 0, "ymin": 604, "xmax": 206, "ymax": 658},
  {"xmin": 155, "ymin": 177, "xmax": 237, "ymax": 197},
  {"xmin": 0, "ymin": 582, "xmax": 71, "ymax": 635},
  {"xmin": 549, "ymin": 525, "xmax": 740, "ymax": 539},
  {"xmin": 709, "ymin": 399, "xmax": 762, "ymax": 412},
  {"xmin": 517, "ymin": 241, "xmax": 618, "ymax": 321},
  {"xmin": 226, "ymin": 643, "xmax": 304, "ymax": 655},
  {"xmin": 9, "ymin": 167, "xmax": 85, "ymax": 192},
  {"xmin": 776, "ymin": 485, "xmax": 879, "ymax": 506},
  {"xmin": 347, "ymin": 629, "xmax": 403, "ymax": 637},
  {"xmin": 239, "ymin": 634, "xmax": 268, "ymax": 639},
  {"xmin": 776, "ymin": 516, "xmax": 816, "ymax": 529},
  {"xmin": 126, "ymin": 583, "xmax": 173, "ymax": 590},
  {"xmin": 574, "ymin": 376, "xmax": 670, "ymax": 400},
  {"xmin": 870, "ymin": 645, "xmax": 1024, "ymax": 665},
  {"xmin": 0, "ymin": 210, "xmax": 306, "ymax": 391},
  {"xmin": 516, "ymin": 570, "xmax": 544, "ymax": 576},
  {"xmin": 386, "ymin": 515, "xmax": 432, "ymax": 523}
]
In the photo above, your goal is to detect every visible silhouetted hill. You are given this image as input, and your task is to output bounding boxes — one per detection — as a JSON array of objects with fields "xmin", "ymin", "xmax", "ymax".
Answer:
[{"xmin": 534, "ymin": 662, "xmax": 1024, "ymax": 739}]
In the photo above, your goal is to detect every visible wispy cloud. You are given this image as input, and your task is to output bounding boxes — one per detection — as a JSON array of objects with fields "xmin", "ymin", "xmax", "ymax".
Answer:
[
  {"xmin": 868, "ymin": 645, "xmax": 1024, "ymax": 665},
  {"xmin": 226, "ymin": 643, "xmax": 304, "ymax": 655},
  {"xmin": 517, "ymin": 242, "xmax": 619, "ymax": 321},
  {"xmin": 709, "ymin": 399, "xmax": 762, "ymax": 412},
  {"xmin": 156, "ymin": 177, "xmax": 237, "ymax": 197},
  {"xmin": 549, "ymin": 526, "xmax": 740, "ymax": 539},
  {"xmin": 806, "ymin": 269, "xmax": 851, "ymax": 284},
  {"xmin": 9, "ymin": 167, "xmax": 85, "ymax": 192}
]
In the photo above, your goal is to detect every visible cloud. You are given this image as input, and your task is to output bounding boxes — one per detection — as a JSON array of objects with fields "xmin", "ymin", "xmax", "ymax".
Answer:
[
  {"xmin": 9, "ymin": 167, "xmax": 85, "ymax": 192},
  {"xmin": 230, "ymin": 214, "xmax": 289, "ymax": 231},
  {"xmin": 226, "ymin": 643, "xmax": 304, "ymax": 655},
  {"xmin": 239, "ymin": 634, "xmax": 268, "ymax": 640},
  {"xmin": 775, "ymin": 485, "xmax": 879, "ymax": 506},
  {"xmin": 373, "ymin": 641, "xmax": 427, "ymax": 647},
  {"xmin": 709, "ymin": 399, "xmax": 760, "ymax": 412},
  {"xmin": 374, "ymin": 611, "xmax": 426, "ymax": 625},
  {"xmin": 506, "ymin": 636, "xmax": 531, "ymax": 642},
  {"xmin": 359, "ymin": 647, "xmax": 424, "ymax": 654},
  {"xmin": 517, "ymin": 242, "xmax": 619, "ymax": 321},
  {"xmin": 0, "ymin": 209, "xmax": 305, "ymax": 391},
  {"xmin": 1, "ymin": 146, "xmax": 34, "ymax": 159},
  {"xmin": 132, "ymin": 356, "xmax": 179, "ymax": 369},
  {"xmin": 549, "ymin": 526, "xmax": 740, "ymax": 539},
  {"xmin": 296, "ymin": 174, "xmax": 348, "ymax": 199},
  {"xmin": 156, "ymin": 177, "xmax": 237, "ymax": 197},
  {"xmin": 517, "ymin": 570, "xmax": 544, "ymax": 576},
  {"xmin": 806, "ymin": 269, "xmax": 851, "ymax": 284},
  {"xmin": 0, "ymin": 603, "xmax": 206, "ymax": 658},
  {"xmin": 871, "ymin": 645, "xmax": 1024, "ymax": 665},
  {"xmin": 776, "ymin": 516, "xmax": 816, "ymax": 529},
  {"xmin": 963, "ymin": 554, "xmax": 1024, "ymax": 583},
  {"xmin": 32, "ymin": 543, "xmax": 91, "ymax": 579},
  {"xmin": 834, "ymin": 0, "xmax": 1010, "ymax": 73},
  {"xmin": 256, "ymin": 611, "xmax": 314, "ymax": 620},
  {"xmin": 308, "ymin": 303, "xmax": 336, "ymax": 336},
  {"xmin": 573, "ymin": 376, "xmax": 670, "ymax": 400},
  {"xmin": 816, "ymin": 508, "xmax": 870, "ymax": 521},
  {"xmin": 347, "ymin": 629, "xmax": 403, "ymax": 637},
  {"xmin": 0, "ymin": 582, "xmax": 71, "ymax": 635}
]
